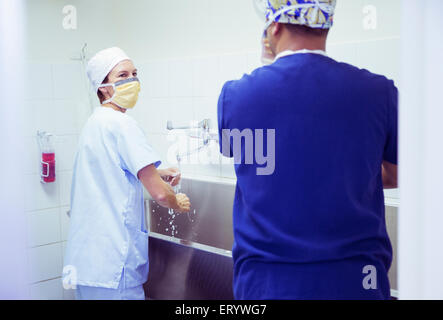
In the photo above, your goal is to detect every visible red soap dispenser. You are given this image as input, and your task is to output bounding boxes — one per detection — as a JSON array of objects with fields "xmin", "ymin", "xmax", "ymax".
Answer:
[{"xmin": 37, "ymin": 131, "xmax": 56, "ymax": 183}]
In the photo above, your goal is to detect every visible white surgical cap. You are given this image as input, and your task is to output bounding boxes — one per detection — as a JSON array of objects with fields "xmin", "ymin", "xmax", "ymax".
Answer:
[{"xmin": 86, "ymin": 47, "xmax": 131, "ymax": 93}]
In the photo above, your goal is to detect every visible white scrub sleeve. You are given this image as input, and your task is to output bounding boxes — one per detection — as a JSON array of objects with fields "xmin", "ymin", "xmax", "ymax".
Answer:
[{"xmin": 116, "ymin": 117, "xmax": 162, "ymax": 178}]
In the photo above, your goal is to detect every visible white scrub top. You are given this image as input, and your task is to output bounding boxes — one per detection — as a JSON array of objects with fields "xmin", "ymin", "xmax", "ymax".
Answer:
[{"xmin": 63, "ymin": 107, "xmax": 161, "ymax": 289}]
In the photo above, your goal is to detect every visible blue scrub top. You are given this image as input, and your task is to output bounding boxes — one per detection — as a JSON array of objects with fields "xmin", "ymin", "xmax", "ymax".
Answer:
[
  {"xmin": 64, "ymin": 107, "xmax": 161, "ymax": 289},
  {"xmin": 218, "ymin": 53, "xmax": 398, "ymax": 300}
]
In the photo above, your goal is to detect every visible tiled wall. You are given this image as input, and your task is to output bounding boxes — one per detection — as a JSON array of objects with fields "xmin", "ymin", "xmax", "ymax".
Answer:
[
  {"xmin": 127, "ymin": 52, "xmax": 262, "ymax": 179},
  {"xmin": 23, "ymin": 62, "xmax": 91, "ymax": 299},
  {"xmin": 127, "ymin": 34, "xmax": 401, "ymax": 181}
]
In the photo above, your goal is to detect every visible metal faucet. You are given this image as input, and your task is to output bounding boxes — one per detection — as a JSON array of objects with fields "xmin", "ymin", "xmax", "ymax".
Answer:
[
  {"xmin": 166, "ymin": 119, "xmax": 219, "ymax": 144},
  {"xmin": 167, "ymin": 119, "xmax": 210, "ymax": 131}
]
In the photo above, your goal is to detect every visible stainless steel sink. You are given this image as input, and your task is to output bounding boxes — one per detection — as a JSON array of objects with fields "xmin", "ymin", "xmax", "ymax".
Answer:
[
  {"xmin": 144, "ymin": 175, "xmax": 236, "ymax": 300},
  {"xmin": 147, "ymin": 176, "xmax": 235, "ymax": 252},
  {"xmin": 143, "ymin": 174, "xmax": 399, "ymax": 299}
]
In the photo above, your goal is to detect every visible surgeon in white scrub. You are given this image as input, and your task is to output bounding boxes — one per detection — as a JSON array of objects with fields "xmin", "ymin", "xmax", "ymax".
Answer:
[{"xmin": 63, "ymin": 47, "xmax": 191, "ymax": 300}]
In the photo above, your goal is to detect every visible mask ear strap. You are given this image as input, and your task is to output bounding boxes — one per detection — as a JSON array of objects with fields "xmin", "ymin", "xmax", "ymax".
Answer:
[{"xmin": 98, "ymin": 83, "xmax": 115, "ymax": 105}]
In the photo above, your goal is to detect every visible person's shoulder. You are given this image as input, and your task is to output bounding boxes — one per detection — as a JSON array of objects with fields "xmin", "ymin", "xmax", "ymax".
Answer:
[
  {"xmin": 333, "ymin": 58, "xmax": 396, "ymax": 89},
  {"xmin": 90, "ymin": 107, "xmax": 138, "ymax": 133},
  {"xmin": 220, "ymin": 64, "xmax": 277, "ymax": 98},
  {"xmin": 96, "ymin": 107, "xmax": 134, "ymax": 122}
]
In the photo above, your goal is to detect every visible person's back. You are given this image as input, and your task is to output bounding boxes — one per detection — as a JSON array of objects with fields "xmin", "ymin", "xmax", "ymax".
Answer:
[
  {"xmin": 218, "ymin": 52, "xmax": 398, "ymax": 299},
  {"xmin": 66, "ymin": 107, "xmax": 160, "ymax": 288}
]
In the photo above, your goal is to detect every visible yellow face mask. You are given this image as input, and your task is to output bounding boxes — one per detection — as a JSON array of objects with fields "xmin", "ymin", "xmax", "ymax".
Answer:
[{"xmin": 100, "ymin": 77, "xmax": 141, "ymax": 109}]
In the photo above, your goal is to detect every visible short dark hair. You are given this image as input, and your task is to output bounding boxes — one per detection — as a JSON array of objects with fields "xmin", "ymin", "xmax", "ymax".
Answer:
[{"xmin": 282, "ymin": 23, "xmax": 329, "ymax": 37}]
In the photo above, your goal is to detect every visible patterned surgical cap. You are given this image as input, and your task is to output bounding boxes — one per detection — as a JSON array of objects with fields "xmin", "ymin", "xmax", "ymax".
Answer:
[{"xmin": 264, "ymin": 0, "xmax": 336, "ymax": 29}]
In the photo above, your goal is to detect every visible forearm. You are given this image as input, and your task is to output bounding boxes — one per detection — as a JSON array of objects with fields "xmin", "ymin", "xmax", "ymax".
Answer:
[
  {"xmin": 138, "ymin": 164, "xmax": 179, "ymax": 209},
  {"xmin": 382, "ymin": 177, "xmax": 397, "ymax": 189},
  {"xmin": 382, "ymin": 162, "xmax": 398, "ymax": 189},
  {"xmin": 138, "ymin": 164, "xmax": 190, "ymax": 213},
  {"xmin": 154, "ymin": 183, "xmax": 180, "ymax": 210}
]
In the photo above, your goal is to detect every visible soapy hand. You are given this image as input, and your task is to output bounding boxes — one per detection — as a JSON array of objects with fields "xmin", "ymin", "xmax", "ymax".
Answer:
[
  {"xmin": 175, "ymin": 193, "xmax": 191, "ymax": 213},
  {"xmin": 159, "ymin": 167, "xmax": 181, "ymax": 187}
]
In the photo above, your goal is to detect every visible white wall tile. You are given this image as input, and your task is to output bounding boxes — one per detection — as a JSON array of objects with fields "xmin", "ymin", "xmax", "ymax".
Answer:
[
  {"xmin": 190, "ymin": 140, "xmax": 221, "ymax": 178},
  {"xmin": 61, "ymin": 241, "xmax": 67, "ymax": 264},
  {"xmin": 145, "ymin": 133, "xmax": 170, "ymax": 168},
  {"xmin": 168, "ymin": 97, "xmax": 195, "ymax": 126},
  {"xmin": 192, "ymin": 56, "xmax": 222, "ymax": 97},
  {"xmin": 245, "ymin": 51, "xmax": 262, "ymax": 75},
  {"xmin": 55, "ymin": 135, "xmax": 78, "ymax": 172},
  {"xmin": 219, "ymin": 53, "xmax": 248, "ymax": 84},
  {"xmin": 193, "ymin": 97, "xmax": 218, "ymax": 132},
  {"xmin": 147, "ymin": 133, "xmax": 196, "ymax": 174},
  {"xmin": 327, "ymin": 42, "xmax": 359, "ymax": 66},
  {"xmin": 361, "ymin": 0, "xmax": 402, "ymax": 38},
  {"xmin": 156, "ymin": 97, "xmax": 195, "ymax": 139},
  {"xmin": 168, "ymin": 58, "xmax": 193, "ymax": 97},
  {"xmin": 29, "ymin": 278, "xmax": 63, "ymax": 300},
  {"xmin": 60, "ymin": 207, "xmax": 70, "ymax": 242},
  {"xmin": 27, "ymin": 243, "xmax": 63, "ymax": 283},
  {"xmin": 52, "ymin": 63, "xmax": 84, "ymax": 100},
  {"xmin": 24, "ymin": 174, "xmax": 59, "ymax": 212},
  {"xmin": 127, "ymin": 61, "xmax": 152, "ymax": 127},
  {"xmin": 329, "ymin": 0, "xmax": 401, "ymax": 44},
  {"xmin": 24, "ymin": 136, "xmax": 40, "ymax": 175},
  {"xmin": 170, "ymin": 135, "xmax": 217, "ymax": 177},
  {"xmin": 126, "ymin": 97, "xmax": 152, "ymax": 133},
  {"xmin": 23, "ymin": 100, "xmax": 56, "ymax": 137},
  {"xmin": 25, "ymin": 63, "xmax": 53, "ymax": 100},
  {"xmin": 354, "ymin": 38, "xmax": 400, "ymax": 84},
  {"xmin": 135, "ymin": 62, "xmax": 153, "ymax": 98},
  {"xmin": 77, "ymin": 100, "xmax": 96, "ymax": 133},
  {"xmin": 328, "ymin": 0, "xmax": 365, "ymax": 44},
  {"xmin": 58, "ymin": 171, "xmax": 73, "ymax": 207},
  {"xmin": 53, "ymin": 100, "xmax": 80, "ymax": 135},
  {"xmin": 26, "ymin": 209, "xmax": 61, "ymax": 247},
  {"xmin": 148, "ymin": 61, "xmax": 169, "ymax": 98},
  {"xmin": 144, "ymin": 98, "xmax": 171, "ymax": 134}
]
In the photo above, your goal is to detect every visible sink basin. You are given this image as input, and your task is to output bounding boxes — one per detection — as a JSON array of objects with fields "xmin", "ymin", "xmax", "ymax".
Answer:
[
  {"xmin": 147, "ymin": 175, "xmax": 235, "ymax": 252},
  {"xmin": 144, "ymin": 175, "xmax": 236, "ymax": 300},
  {"xmin": 143, "ymin": 174, "xmax": 399, "ymax": 299}
]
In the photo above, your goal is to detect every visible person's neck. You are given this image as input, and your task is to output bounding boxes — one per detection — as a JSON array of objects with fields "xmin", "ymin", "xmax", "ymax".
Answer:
[
  {"xmin": 102, "ymin": 103, "xmax": 126, "ymax": 113},
  {"xmin": 274, "ymin": 37, "xmax": 327, "ymax": 56}
]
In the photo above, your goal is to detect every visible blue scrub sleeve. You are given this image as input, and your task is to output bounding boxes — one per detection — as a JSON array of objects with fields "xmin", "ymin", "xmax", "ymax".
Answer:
[
  {"xmin": 117, "ymin": 117, "xmax": 162, "ymax": 178},
  {"xmin": 218, "ymin": 81, "xmax": 234, "ymax": 158},
  {"xmin": 383, "ymin": 81, "xmax": 398, "ymax": 165}
]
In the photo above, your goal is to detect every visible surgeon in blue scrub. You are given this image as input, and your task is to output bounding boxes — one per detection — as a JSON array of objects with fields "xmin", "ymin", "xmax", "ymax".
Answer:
[
  {"xmin": 63, "ymin": 47, "xmax": 191, "ymax": 300},
  {"xmin": 218, "ymin": 0, "xmax": 398, "ymax": 300}
]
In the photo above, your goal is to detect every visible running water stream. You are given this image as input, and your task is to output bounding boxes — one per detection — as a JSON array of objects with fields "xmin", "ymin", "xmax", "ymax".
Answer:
[{"xmin": 153, "ymin": 151, "xmax": 197, "ymax": 238}]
